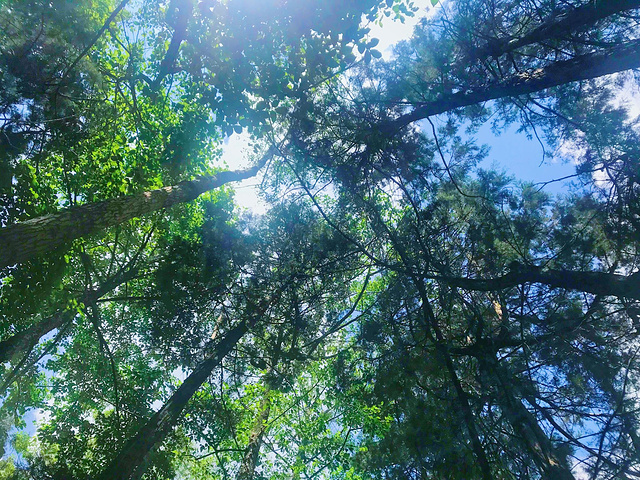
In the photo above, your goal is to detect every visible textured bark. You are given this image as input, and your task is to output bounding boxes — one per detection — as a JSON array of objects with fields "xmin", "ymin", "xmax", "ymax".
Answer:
[
  {"xmin": 433, "ymin": 265, "xmax": 640, "ymax": 301},
  {"xmin": 97, "ymin": 321, "xmax": 249, "ymax": 480},
  {"xmin": 237, "ymin": 388, "xmax": 272, "ymax": 480},
  {"xmin": 0, "ymin": 163, "xmax": 265, "ymax": 268},
  {"xmin": 387, "ymin": 39, "xmax": 640, "ymax": 132},
  {"xmin": 473, "ymin": 0, "xmax": 640, "ymax": 60},
  {"xmin": 0, "ymin": 266, "xmax": 138, "ymax": 364}
]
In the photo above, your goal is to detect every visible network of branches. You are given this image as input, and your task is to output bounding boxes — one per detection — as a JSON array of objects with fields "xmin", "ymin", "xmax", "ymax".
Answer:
[{"xmin": 1, "ymin": 0, "xmax": 640, "ymax": 479}]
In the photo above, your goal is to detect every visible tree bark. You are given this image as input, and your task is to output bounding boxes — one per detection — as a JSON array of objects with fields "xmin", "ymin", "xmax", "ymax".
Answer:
[
  {"xmin": 0, "ymin": 266, "xmax": 138, "ymax": 364},
  {"xmin": 0, "ymin": 162, "xmax": 267, "ymax": 268},
  {"xmin": 237, "ymin": 388, "xmax": 272, "ymax": 480},
  {"xmin": 432, "ymin": 265, "xmax": 640, "ymax": 301},
  {"xmin": 387, "ymin": 38, "xmax": 640, "ymax": 132},
  {"xmin": 96, "ymin": 321, "xmax": 250, "ymax": 480},
  {"xmin": 472, "ymin": 0, "xmax": 640, "ymax": 60}
]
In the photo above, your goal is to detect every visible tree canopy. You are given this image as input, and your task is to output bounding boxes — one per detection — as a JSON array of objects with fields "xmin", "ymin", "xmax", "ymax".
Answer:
[{"xmin": 1, "ymin": 0, "xmax": 640, "ymax": 479}]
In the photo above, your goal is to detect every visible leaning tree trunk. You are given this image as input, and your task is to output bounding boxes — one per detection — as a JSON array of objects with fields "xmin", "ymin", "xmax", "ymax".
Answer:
[
  {"xmin": 388, "ymin": 38, "xmax": 640, "ymax": 132},
  {"xmin": 471, "ymin": 0, "xmax": 640, "ymax": 61},
  {"xmin": 479, "ymin": 353, "xmax": 576, "ymax": 480},
  {"xmin": 237, "ymin": 387, "xmax": 272, "ymax": 480},
  {"xmin": 413, "ymin": 279, "xmax": 493, "ymax": 480},
  {"xmin": 0, "ymin": 308, "xmax": 73, "ymax": 366},
  {"xmin": 497, "ymin": 389, "xmax": 575, "ymax": 480},
  {"xmin": 0, "ymin": 161, "xmax": 267, "ymax": 269},
  {"xmin": 150, "ymin": 0, "xmax": 194, "ymax": 90},
  {"xmin": 96, "ymin": 321, "xmax": 250, "ymax": 480},
  {"xmin": 432, "ymin": 265, "xmax": 640, "ymax": 301},
  {"xmin": 0, "ymin": 266, "xmax": 138, "ymax": 364}
]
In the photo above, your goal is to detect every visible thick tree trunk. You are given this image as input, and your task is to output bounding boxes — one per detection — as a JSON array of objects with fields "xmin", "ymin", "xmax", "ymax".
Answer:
[
  {"xmin": 96, "ymin": 321, "xmax": 249, "ymax": 480},
  {"xmin": 473, "ymin": 0, "xmax": 640, "ymax": 60},
  {"xmin": 0, "ymin": 163, "xmax": 265, "ymax": 268},
  {"xmin": 0, "ymin": 266, "xmax": 138, "ymax": 364},
  {"xmin": 388, "ymin": 39, "xmax": 640, "ymax": 132},
  {"xmin": 432, "ymin": 265, "xmax": 640, "ymax": 301},
  {"xmin": 237, "ymin": 388, "xmax": 272, "ymax": 480}
]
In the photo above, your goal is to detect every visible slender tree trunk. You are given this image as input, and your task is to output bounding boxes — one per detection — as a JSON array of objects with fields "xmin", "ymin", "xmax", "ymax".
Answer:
[
  {"xmin": 97, "ymin": 321, "xmax": 249, "ymax": 480},
  {"xmin": 62, "ymin": 0, "xmax": 131, "ymax": 78},
  {"xmin": 373, "ymin": 205, "xmax": 494, "ymax": 479},
  {"xmin": 388, "ymin": 39, "xmax": 640, "ymax": 132},
  {"xmin": 237, "ymin": 388, "xmax": 272, "ymax": 480},
  {"xmin": 480, "ymin": 354, "xmax": 575, "ymax": 480},
  {"xmin": 0, "ymin": 309, "xmax": 71, "ymax": 366},
  {"xmin": 414, "ymin": 282, "xmax": 493, "ymax": 480},
  {"xmin": 472, "ymin": 0, "xmax": 640, "ymax": 60},
  {"xmin": 432, "ymin": 265, "xmax": 640, "ymax": 301},
  {"xmin": 498, "ymin": 391, "xmax": 575, "ymax": 480},
  {"xmin": 150, "ymin": 0, "xmax": 195, "ymax": 90},
  {"xmin": 0, "ymin": 162, "xmax": 266, "ymax": 268},
  {"xmin": 0, "ymin": 266, "xmax": 138, "ymax": 364}
]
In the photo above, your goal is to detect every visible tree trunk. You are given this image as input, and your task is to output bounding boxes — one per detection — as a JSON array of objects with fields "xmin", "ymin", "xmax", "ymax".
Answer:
[
  {"xmin": 150, "ymin": 0, "xmax": 195, "ymax": 90},
  {"xmin": 96, "ymin": 321, "xmax": 249, "ymax": 480},
  {"xmin": 480, "ymin": 355, "xmax": 575, "ymax": 480},
  {"xmin": 387, "ymin": 39, "xmax": 640, "ymax": 132},
  {"xmin": 432, "ymin": 266, "xmax": 640, "ymax": 301},
  {"xmin": 237, "ymin": 388, "xmax": 272, "ymax": 480},
  {"xmin": 0, "ymin": 309, "xmax": 71, "ymax": 366},
  {"xmin": 498, "ymin": 389, "xmax": 576, "ymax": 480},
  {"xmin": 472, "ymin": 0, "xmax": 640, "ymax": 60},
  {"xmin": 0, "ymin": 266, "xmax": 138, "ymax": 364},
  {"xmin": 0, "ymin": 162, "xmax": 266, "ymax": 268},
  {"xmin": 413, "ymin": 281, "xmax": 493, "ymax": 480}
]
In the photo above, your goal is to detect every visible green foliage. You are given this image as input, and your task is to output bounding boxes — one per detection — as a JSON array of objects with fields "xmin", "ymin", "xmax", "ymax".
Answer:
[{"xmin": 2, "ymin": 1, "xmax": 640, "ymax": 479}]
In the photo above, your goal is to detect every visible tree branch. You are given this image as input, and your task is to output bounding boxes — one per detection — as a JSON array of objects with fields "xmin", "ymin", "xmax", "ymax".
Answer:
[
  {"xmin": 387, "ymin": 39, "xmax": 640, "ymax": 132},
  {"xmin": 430, "ymin": 264, "xmax": 640, "ymax": 301}
]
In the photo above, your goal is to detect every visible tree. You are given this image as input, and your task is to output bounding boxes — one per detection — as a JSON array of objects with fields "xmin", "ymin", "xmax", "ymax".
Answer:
[
  {"xmin": 0, "ymin": 161, "xmax": 266, "ymax": 268},
  {"xmin": 3, "ymin": 1, "xmax": 640, "ymax": 479}
]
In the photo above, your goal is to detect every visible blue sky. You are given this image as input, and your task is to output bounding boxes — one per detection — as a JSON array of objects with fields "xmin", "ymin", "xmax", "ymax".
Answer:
[
  {"xmin": 474, "ymin": 121, "xmax": 576, "ymax": 194},
  {"xmin": 6, "ymin": 0, "xmax": 640, "ymax": 470},
  {"xmin": 218, "ymin": 0, "xmax": 601, "ymax": 213}
]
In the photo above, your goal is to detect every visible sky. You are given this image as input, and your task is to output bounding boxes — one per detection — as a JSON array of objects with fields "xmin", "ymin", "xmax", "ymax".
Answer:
[
  {"xmin": 6, "ymin": 0, "xmax": 640, "ymax": 472},
  {"xmin": 216, "ymin": 1, "xmax": 439, "ymax": 214},
  {"xmin": 215, "ymin": 0, "xmax": 640, "ymax": 215}
]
